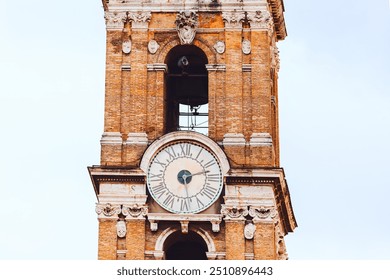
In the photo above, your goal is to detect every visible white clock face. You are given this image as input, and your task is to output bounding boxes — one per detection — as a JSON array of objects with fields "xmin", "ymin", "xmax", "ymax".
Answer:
[{"xmin": 147, "ymin": 141, "xmax": 223, "ymax": 214}]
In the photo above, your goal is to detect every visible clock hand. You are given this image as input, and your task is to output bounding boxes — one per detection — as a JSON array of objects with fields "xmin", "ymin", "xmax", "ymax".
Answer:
[
  {"xmin": 187, "ymin": 170, "xmax": 210, "ymax": 178},
  {"xmin": 182, "ymin": 175, "xmax": 191, "ymax": 211}
]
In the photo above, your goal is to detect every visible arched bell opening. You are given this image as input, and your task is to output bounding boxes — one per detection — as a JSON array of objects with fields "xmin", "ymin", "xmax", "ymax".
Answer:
[
  {"xmin": 165, "ymin": 45, "xmax": 209, "ymax": 135},
  {"xmin": 163, "ymin": 230, "xmax": 208, "ymax": 260}
]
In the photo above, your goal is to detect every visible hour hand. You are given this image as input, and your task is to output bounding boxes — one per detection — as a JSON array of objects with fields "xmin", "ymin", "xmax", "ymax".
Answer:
[{"xmin": 188, "ymin": 170, "xmax": 210, "ymax": 177}]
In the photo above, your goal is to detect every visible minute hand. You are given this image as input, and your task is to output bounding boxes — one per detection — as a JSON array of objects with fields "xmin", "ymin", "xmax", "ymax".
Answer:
[{"xmin": 188, "ymin": 170, "xmax": 210, "ymax": 178}]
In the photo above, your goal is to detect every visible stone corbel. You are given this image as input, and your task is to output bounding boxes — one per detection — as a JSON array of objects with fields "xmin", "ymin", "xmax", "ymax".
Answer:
[
  {"xmin": 128, "ymin": 11, "xmax": 151, "ymax": 29},
  {"xmin": 248, "ymin": 206, "xmax": 277, "ymax": 222},
  {"xmin": 180, "ymin": 221, "xmax": 189, "ymax": 234},
  {"xmin": 104, "ymin": 11, "xmax": 128, "ymax": 30},
  {"xmin": 149, "ymin": 220, "xmax": 158, "ymax": 232},
  {"xmin": 95, "ymin": 203, "xmax": 122, "ymax": 218},
  {"xmin": 221, "ymin": 205, "xmax": 248, "ymax": 221},
  {"xmin": 122, "ymin": 204, "xmax": 148, "ymax": 220},
  {"xmin": 211, "ymin": 220, "xmax": 221, "ymax": 233},
  {"xmin": 270, "ymin": 45, "xmax": 280, "ymax": 72}
]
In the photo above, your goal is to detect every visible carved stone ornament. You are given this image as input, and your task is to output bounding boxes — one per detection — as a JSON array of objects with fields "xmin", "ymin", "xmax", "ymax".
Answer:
[
  {"xmin": 104, "ymin": 11, "xmax": 127, "ymax": 30},
  {"xmin": 222, "ymin": 11, "xmax": 246, "ymax": 29},
  {"xmin": 213, "ymin": 41, "xmax": 225, "ymax": 54},
  {"xmin": 221, "ymin": 205, "xmax": 249, "ymax": 220},
  {"xmin": 248, "ymin": 206, "xmax": 277, "ymax": 221},
  {"xmin": 95, "ymin": 203, "xmax": 121, "ymax": 217},
  {"xmin": 128, "ymin": 11, "xmax": 151, "ymax": 29},
  {"xmin": 122, "ymin": 204, "xmax": 148, "ymax": 219},
  {"xmin": 244, "ymin": 223, "xmax": 256, "ymax": 240},
  {"xmin": 122, "ymin": 40, "xmax": 132, "ymax": 54},
  {"xmin": 242, "ymin": 39, "xmax": 251, "ymax": 55},
  {"xmin": 271, "ymin": 45, "xmax": 280, "ymax": 72},
  {"xmin": 148, "ymin": 40, "xmax": 160, "ymax": 54},
  {"xmin": 175, "ymin": 11, "xmax": 198, "ymax": 45},
  {"xmin": 116, "ymin": 220, "xmax": 127, "ymax": 238},
  {"xmin": 247, "ymin": 11, "xmax": 274, "ymax": 35}
]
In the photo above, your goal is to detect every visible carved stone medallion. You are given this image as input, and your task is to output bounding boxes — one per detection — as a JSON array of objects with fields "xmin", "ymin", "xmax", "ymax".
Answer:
[
  {"xmin": 122, "ymin": 40, "xmax": 132, "ymax": 54},
  {"xmin": 175, "ymin": 11, "xmax": 198, "ymax": 45},
  {"xmin": 244, "ymin": 223, "xmax": 256, "ymax": 240},
  {"xmin": 214, "ymin": 41, "xmax": 225, "ymax": 54},
  {"xmin": 242, "ymin": 39, "xmax": 251, "ymax": 55},
  {"xmin": 148, "ymin": 40, "xmax": 160, "ymax": 54},
  {"xmin": 116, "ymin": 220, "xmax": 127, "ymax": 238}
]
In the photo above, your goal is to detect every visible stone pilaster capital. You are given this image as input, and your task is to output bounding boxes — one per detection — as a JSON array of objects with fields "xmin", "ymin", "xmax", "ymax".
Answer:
[
  {"xmin": 248, "ymin": 206, "xmax": 278, "ymax": 223},
  {"xmin": 122, "ymin": 204, "xmax": 148, "ymax": 220},
  {"xmin": 221, "ymin": 205, "xmax": 248, "ymax": 221},
  {"xmin": 246, "ymin": 10, "xmax": 274, "ymax": 35},
  {"xmin": 95, "ymin": 203, "xmax": 121, "ymax": 219},
  {"xmin": 128, "ymin": 11, "xmax": 151, "ymax": 29},
  {"xmin": 175, "ymin": 11, "xmax": 198, "ymax": 45},
  {"xmin": 104, "ymin": 11, "xmax": 128, "ymax": 31},
  {"xmin": 222, "ymin": 11, "xmax": 246, "ymax": 29}
]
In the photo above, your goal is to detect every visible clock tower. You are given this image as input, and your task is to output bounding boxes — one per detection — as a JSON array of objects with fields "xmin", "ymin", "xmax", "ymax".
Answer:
[{"xmin": 89, "ymin": 0, "xmax": 297, "ymax": 260}]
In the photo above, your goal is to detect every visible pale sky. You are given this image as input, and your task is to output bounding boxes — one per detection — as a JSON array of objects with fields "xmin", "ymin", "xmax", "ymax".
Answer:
[{"xmin": 0, "ymin": 0, "xmax": 389, "ymax": 259}]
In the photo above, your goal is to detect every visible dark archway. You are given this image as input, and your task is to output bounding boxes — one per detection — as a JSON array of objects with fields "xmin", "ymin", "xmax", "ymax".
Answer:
[
  {"xmin": 165, "ymin": 45, "xmax": 209, "ymax": 134},
  {"xmin": 164, "ymin": 230, "xmax": 208, "ymax": 260}
]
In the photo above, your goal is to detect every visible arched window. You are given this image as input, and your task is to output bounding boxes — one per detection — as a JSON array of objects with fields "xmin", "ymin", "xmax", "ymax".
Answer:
[{"xmin": 165, "ymin": 45, "xmax": 208, "ymax": 135}]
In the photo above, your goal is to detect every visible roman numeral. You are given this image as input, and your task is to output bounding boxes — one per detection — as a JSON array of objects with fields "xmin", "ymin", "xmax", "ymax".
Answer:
[
  {"xmin": 195, "ymin": 148, "xmax": 203, "ymax": 160},
  {"xmin": 179, "ymin": 143, "xmax": 192, "ymax": 157},
  {"xmin": 163, "ymin": 194, "xmax": 175, "ymax": 208},
  {"xmin": 206, "ymin": 173, "xmax": 221, "ymax": 182},
  {"xmin": 153, "ymin": 158, "xmax": 166, "ymax": 168},
  {"xmin": 152, "ymin": 183, "xmax": 166, "ymax": 198},
  {"xmin": 180, "ymin": 198, "xmax": 190, "ymax": 212},
  {"xmin": 195, "ymin": 196, "xmax": 204, "ymax": 208},
  {"xmin": 200, "ymin": 184, "xmax": 218, "ymax": 199},
  {"xmin": 203, "ymin": 159, "xmax": 216, "ymax": 169},
  {"xmin": 164, "ymin": 146, "xmax": 177, "ymax": 161},
  {"xmin": 149, "ymin": 173, "xmax": 163, "ymax": 182}
]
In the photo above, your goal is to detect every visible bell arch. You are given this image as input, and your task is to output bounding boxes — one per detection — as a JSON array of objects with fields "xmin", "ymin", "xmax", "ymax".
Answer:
[{"xmin": 154, "ymin": 227, "xmax": 216, "ymax": 260}]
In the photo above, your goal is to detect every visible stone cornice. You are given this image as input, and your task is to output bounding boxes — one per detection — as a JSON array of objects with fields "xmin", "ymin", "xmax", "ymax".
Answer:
[{"xmin": 102, "ymin": 0, "xmax": 287, "ymax": 39}]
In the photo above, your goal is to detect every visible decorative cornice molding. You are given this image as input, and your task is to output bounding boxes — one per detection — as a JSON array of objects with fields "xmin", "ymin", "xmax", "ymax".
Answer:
[
  {"xmin": 222, "ymin": 11, "xmax": 246, "ymax": 29},
  {"xmin": 175, "ymin": 11, "xmax": 198, "ymax": 45},
  {"xmin": 221, "ymin": 205, "xmax": 248, "ymax": 220},
  {"xmin": 122, "ymin": 204, "xmax": 148, "ymax": 219},
  {"xmin": 248, "ymin": 206, "xmax": 278, "ymax": 222},
  {"xmin": 95, "ymin": 203, "xmax": 122, "ymax": 218},
  {"xmin": 128, "ymin": 11, "xmax": 151, "ymax": 29},
  {"xmin": 100, "ymin": 132, "xmax": 122, "ymax": 145},
  {"xmin": 104, "ymin": 11, "xmax": 127, "ymax": 30},
  {"xmin": 247, "ymin": 10, "xmax": 274, "ymax": 35}
]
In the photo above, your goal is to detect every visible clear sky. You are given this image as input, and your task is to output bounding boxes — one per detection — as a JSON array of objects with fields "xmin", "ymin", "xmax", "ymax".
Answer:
[{"xmin": 0, "ymin": 0, "xmax": 389, "ymax": 259}]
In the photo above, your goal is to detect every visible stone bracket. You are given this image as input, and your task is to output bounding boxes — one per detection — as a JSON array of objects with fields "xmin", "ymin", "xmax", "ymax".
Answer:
[{"xmin": 147, "ymin": 213, "xmax": 222, "ymax": 232}]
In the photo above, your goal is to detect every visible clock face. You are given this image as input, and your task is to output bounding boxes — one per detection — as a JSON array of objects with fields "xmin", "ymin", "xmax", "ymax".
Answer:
[{"xmin": 147, "ymin": 141, "xmax": 223, "ymax": 214}]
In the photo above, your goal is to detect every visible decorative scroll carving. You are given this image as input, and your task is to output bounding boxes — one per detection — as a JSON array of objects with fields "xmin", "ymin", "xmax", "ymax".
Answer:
[
  {"xmin": 248, "ymin": 206, "xmax": 277, "ymax": 221},
  {"xmin": 242, "ymin": 39, "xmax": 251, "ymax": 54},
  {"xmin": 116, "ymin": 220, "xmax": 127, "ymax": 238},
  {"xmin": 244, "ymin": 223, "xmax": 256, "ymax": 240},
  {"xmin": 221, "ymin": 205, "xmax": 248, "ymax": 220},
  {"xmin": 95, "ymin": 203, "xmax": 121, "ymax": 217},
  {"xmin": 148, "ymin": 40, "xmax": 160, "ymax": 54},
  {"xmin": 122, "ymin": 40, "xmax": 132, "ymax": 54},
  {"xmin": 128, "ymin": 11, "xmax": 151, "ymax": 29},
  {"xmin": 104, "ymin": 11, "xmax": 127, "ymax": 30},
  {"xmin": 213, "ymin": 41, "xmax": 225, "ymax": 54},
  {"xmin": 122, "ymin": 204, "xmax": 148, "ymax": 219},
  {"xmin": 175, "ymin": 11, "xmax": 198, "ymax": 45},
  {"xmin": 222, "ymin": 11, "xmax": 245, "ymax": 29},
  {"xmin": 247, "ymin": 10, "xmax": 274, "ymax": 36},
  {"xmin": 271, "ymin": 45, "xmax": 280, "ymax": 72}
]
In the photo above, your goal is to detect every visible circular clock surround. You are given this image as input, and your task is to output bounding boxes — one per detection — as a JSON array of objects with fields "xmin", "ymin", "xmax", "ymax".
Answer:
[{"xmin": 140, "ymin": 132, "xmax": 230, "ymax": 214}]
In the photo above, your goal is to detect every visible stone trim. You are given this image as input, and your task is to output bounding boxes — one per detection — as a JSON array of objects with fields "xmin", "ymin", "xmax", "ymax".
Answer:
[
  {"xmin": 125, "ymin": 132, "xmax": 148, "ymax": 145},
  {"xmin": 222, "ymin": 11, "xmax": 246, "ymax": 29},
  {"xmin": 147, "ymin": 63, "xmax": 168, "ymax": 72},
  {"xmin": 121, "ymin": 64, "xmax": 131, "ymax": 71},
  {"xmin": 128, "ymin": 11, "xmax": 151, "ymax": 29},
  {"xmin": 249, "ymin": 133, "xmax": 273, "ymax": 147},
  {"xmin": 242, "ymin": 64, "xmax": 252, "ymax": 72},
  {"xmin": 104, "ymin": 11, "xmax": 127, "ymax": 30},
  {"xmin": 122, "ymin": 204, "xmax": 148, "ymax": 220},
  {"xmin": 100, "ymin": 132, "xmax": 122, "ymax": 145},
  {"xmin": 95, "ymin": 203, "xmax": 122, "ymax": 219},
  {"xmin": 205, "ymin": 64, "xmax": 226, "ymax": 72},
  {"xmin": 222, "ymin": 133, "xmax": 246, "ymax": 146},
  {"xmin": 221, "ymin": 205, "xmax": 248, "ymax": 221}
]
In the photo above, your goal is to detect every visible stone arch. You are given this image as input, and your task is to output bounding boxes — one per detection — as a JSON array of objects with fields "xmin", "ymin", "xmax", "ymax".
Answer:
[
  {"xmin": 154, "ymin": 226, "xmax": 216, "ymax": 259},
  {"xmin": 154, "ymin": 37, "xmax": 217, "ymax": 65}
]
